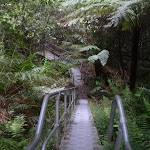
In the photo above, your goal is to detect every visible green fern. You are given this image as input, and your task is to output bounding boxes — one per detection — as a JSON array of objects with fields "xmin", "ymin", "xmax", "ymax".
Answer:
[
  {"xmin": 62, "ymin": 41, "xmax": 72, "ymax": 46},
  {"xmin": 128, "ymin": 117, "xmax": 150, "ymax": 150},
  {"xmin": 0, "ymin": 138, "xmax": 30, "ymax": 150},
  {"xmin": 90, "ymin": 86, "xmax": 102, "ymax": 93},
  {"xmin": 61, "ymin": 0, "xmax": 107, "ymax": 26},
  {"xmin": 71, "ymin": 34, "xmax": 85, "ymax": 43},
  {"xmin": 80, "ymin": 45, "xmax": 100, "ymax": 52},
  {"xmin": 6, "ymin": 115, "xmax": 27, "ymax": 138},
  {"xmin": 88, "ymin": 50, "xmax": 109, "ymax": 66},
  {"xmin": 10, "ymin": 104, "xmax": 28, "ymax": 111},
  {"xmin": 143, "ymin": 98, "xmax": 150, "ymax": 114},
  {"xmin": 104, "ymin": 0, "xmax": 150, "ymax": 28},
  {"xmin": 0, "ymin": 138, "xmax": 17, "ymax": 150},
  {"xmin": 70, "ymin": 44, "xmax": 83, "ymax": 50}
]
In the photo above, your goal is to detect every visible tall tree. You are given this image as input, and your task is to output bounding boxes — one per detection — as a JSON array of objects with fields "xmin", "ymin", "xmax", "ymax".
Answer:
[
  {"xmin": 61, "ymin": 0, "xmax": 150, "ymax": 90},
  {"xmin": 105, "ymin": 0, "xmax": 150, "ymax": 90},
  {"xmin": 0, "ymin": 0, "xmax": 60, "ymax": 55},
  {"xmin": 61, "ymin": 0, "xmax": 110, "ymax": 75}
]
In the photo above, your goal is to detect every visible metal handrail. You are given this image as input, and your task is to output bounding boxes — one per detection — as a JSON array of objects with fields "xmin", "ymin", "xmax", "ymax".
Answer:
[
  {"xmin": 107, "ymin": 95, "xmax": 132, "ymax": 150},
  {"xmin": 27, "ymin": 87, "xmax": 78, "ymax": 150}
]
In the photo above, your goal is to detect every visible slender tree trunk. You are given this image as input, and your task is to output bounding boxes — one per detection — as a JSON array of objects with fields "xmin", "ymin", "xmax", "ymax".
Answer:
[
  {"xmin": 94, "ymin": 60, "xmax": 109, "ymax": 85},
  {"xmin": 130, "ymin": 28, "xmax": 141, "ymax": 91},
  {"xmin": 118, "ymin": 38, "xmax": 125, "ymax": 79},
  {"xmin": 94, "ymin": 60, "xmax": 102, "ymax": 77}
]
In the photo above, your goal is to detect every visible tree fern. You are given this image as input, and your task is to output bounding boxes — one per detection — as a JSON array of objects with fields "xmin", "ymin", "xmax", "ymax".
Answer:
[
  {"xmin": 61, "ymin": 0, "xmax": 108, "ymax": 26},
  {"xmin": 104, "ymin": 0, "xmax": 150, "ymax": 28}
]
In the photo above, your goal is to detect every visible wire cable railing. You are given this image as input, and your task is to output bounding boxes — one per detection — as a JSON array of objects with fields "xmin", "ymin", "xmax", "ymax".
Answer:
[
  {"xmin": 26, "ymin": 87, "xmax": 78, "ymax": 150},
  {"xmin": 107, "ymin": 95, "xmax": 132, "ymax": 150}
]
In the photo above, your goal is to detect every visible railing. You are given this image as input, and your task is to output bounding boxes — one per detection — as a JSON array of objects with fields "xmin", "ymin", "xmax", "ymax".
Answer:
[
  {"xmin": 27, "ymin": 87, "xmax": 78, "ymax": 150},
  {"xmin": 107, "ymin": 95, "xmax": 132, "ymax": 150}
]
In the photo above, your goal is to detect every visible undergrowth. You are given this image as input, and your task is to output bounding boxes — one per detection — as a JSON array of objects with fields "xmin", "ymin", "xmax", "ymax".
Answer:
[
  {"xmin": 90, "ymin": 77, "xmax": 150, "ymax": 150},
  {"xmin": 0, "ymin": 49, "xmax": 73, "ymax": 149}
]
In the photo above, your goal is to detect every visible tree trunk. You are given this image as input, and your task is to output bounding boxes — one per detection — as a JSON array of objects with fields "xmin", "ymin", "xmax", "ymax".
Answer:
[
  {"xmin": 94, "ymin": 60, "xmax": 102, "ymax": 77},
  {"xmin": 130, "ymin": 28, "xmax": 141, "ymax": 91},
  {"xmin": 118, "ymin": 38, "xmax": 125, "ymax": 79},
  {"xmin": 94, "ymin": 60, "xmax": 109, "ymax": 85}
]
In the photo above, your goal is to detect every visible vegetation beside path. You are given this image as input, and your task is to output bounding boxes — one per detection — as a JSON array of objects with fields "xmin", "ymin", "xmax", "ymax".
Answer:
[
  {"xmin": 0, "ymin": 0, "xmax": 150, "ymax": 149},
  {"xmin": 89, "ymin": 78, "xmax": 150, "ymax": 150}
]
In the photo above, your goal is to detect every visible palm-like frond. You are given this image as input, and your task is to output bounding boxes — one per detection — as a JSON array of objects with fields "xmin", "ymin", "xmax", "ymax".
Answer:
[
  {"xmin": 88, "ymin": 50, "xmax": 109, "ymax": 66},
  {"xmin": 104, "ymin": 0, "xmax": 150, "ymax": 28},
  {"xmin": 61, "ymin": 0, "xmax": 109, "ymax": 26},
  {"xmin": 80, "ymin": 45, "xmax": 100, "ymax": 52}
]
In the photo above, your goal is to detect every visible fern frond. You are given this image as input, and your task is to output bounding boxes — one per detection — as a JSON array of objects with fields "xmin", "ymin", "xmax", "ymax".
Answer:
[
  {"xmin": 70, "ymin": 44, "xmax": 83, "ymax": 50},
  {"xmin": 59, "ymin": 65, "xmax": 76, "ymax": 75},
  {"xmin": 88, "ymin": 55, "xmax": 99, "ymax": 63},
  {"xmin": 63, "ymin": 57, "xmax": 86, "ymax": 65},
  {"xmin": 62, "ymin": 41, "xmax": 72, "ymax": 46},
  {"xmin": 104, "ymin": 0, "xmax": 146, "ymax": 28},
  {"xmin": 97, "ymin": 50, "xmax": 109, "ymax": 66},
  {"xmin": 88, "ymin": 50, "xmax": 109, "ymax": 66},
  {"xmin": 72, "ymin": 34, "xmax": 85, "ymax": 43},
  {"xmin": 143, "ymin": 98, "xmax": 150, "ymax": 114},
  {"xmin": 80, "ymin": 45, "xmax": 100, "ymax": 52},
  {"xmin": 61, "ymin": 0, "xmax": 108, "ymax": 26},
  {"xmin": 10, "ymin": 104, "xmax": 28, "ymax": 111},
  {"xmin": 90, "ymin": 86, "xmax": 102, "ymax": 93},
  {"xmin": 15, "ymin": 70, "xmax": 55, "ymax": 82}
]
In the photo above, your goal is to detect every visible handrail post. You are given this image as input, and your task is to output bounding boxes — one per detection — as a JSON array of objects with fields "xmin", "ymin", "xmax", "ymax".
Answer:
[
  {"xmin": 107, "ymin": 99, "xmax": 117, "ymax": 142},
  {"xmin": 26, "ymin": 94, "xmax": 50, "ymax": 150},
  {"xmin": 76, "ymin": 87, "xmax": 78, "ymax": 99},
  {"xmin": 73, "ymin": 74, "xmax": 74, "ymax": 84},
  {"xmin": 71, "ymin": 89, "xmax": 74, "ymax": 112},
  {"xmin": 73, "ymin": 88, "xmax": 75, "ymax": 110},
  {"xmin": 55, "ymin": 94, "xmax": 60, "ymax": 149},
  {"xmin": 114, "ymin": 123, "xmax": 123, "ymax": 150},
  {"xmin": 107, "ymin": 95, "xmax": 132, "ymax": 150},
  {"xmin": 64, "ymin": 91, "xmax": 67, "ymax": 134},
  {"xmin": 69, "ymin": 89, "xmax": 71, "ymax": 114}
]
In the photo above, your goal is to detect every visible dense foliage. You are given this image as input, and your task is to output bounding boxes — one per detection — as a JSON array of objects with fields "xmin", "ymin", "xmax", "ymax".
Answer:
[
  {"xmin": 0, "ymin": 0, "xmax": 150, "ymax": 149},
  {"xmin": 90, "ymin": 78, "xmax": 150, "ymax": 150},
  {"xmin": 0, "ymin": 0, "xmax": 73, "ymax": 149}
]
